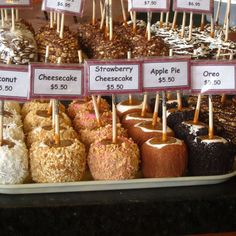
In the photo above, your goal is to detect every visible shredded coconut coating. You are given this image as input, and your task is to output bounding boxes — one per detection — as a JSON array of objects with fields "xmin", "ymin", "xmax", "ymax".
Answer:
[
  {"xmin": 0, "ymin": 140, "xmax": 29, "ymax": 184},
  {"xmin": 79, "ymin": 123, "xmax": 128, "ymax": 148},
  {"xmin": 67, "ymin": 98, "xmax": 110, "ymax": 119},
  {"xmin": 88, "ymin": 137, "xmax": 140, "ymax": 180},
  {"xmin": 4, "ymin": 122, "xmax": 24, "ymax": 141},
  {"xmin": 4, "ymin": 110, "xmax": 22, "ymax": 127},
  {"xmin": 23, "ymin": 110, "xmax": 72, "ymax": 133},
  {"xmin": 21, "ymin": 100, "xmax": 65, "ymax": 118},
  {"xmin": 27, "ymin": 126, "xmax": 79, "ymax": 148},
  {"xmin": 4, "ymin": 101, "xmax": 21, "ymax": 114},
  {"xmin": 73, "ymin": 111, "xmax": 118, "ymax": 131},
  {"xmin": 30, "ymin": 139, "xmax": 86, "ymax": 183}
]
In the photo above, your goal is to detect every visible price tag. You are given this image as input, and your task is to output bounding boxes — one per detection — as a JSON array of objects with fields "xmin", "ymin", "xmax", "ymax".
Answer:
[
  {"xmin": 85, "ymin": 59, "xmax": 143, "ymax": 95},
  {"xmin": 191, "ymin": 61, "xmax": 236, "ymax": 94},
  {"xmin": 128, "ymin": 0, "xmax": 170, "ymax": 12},
  {"xmin": 143, "ymin": 58, "xmax": 190, "ymax": 92},
  {"xmin": 30, "ymin": 63, "xmax": 84, "ymax": 99},
  {"xmin": 0, "ymin": 0, "xmax": 32, "ymax": 8},
  {"xmin": 173, "ymin": 0, "xmax": 213, "ymax": 14},
  {"xmin": 45, "ymin": 0, "xmax": 85, "ymax": 16},
  {"xmin": 0, "ymin": 65, "xmax": 29, "ymax": 101}
]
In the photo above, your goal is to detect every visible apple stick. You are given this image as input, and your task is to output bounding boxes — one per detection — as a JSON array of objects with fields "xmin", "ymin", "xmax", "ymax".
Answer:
[
  {"xmin": 57, "ymin": 12, "xmax": 60, "ymax": 33},
  {"xmin": 133, "ymin": 11, "xmax": 136, "ymax": 32},
  {"xmin": 100, "ymin": 1, "xmax": 106, "ymax": 30},
  {"xmin": 105, "ymin": 0, "xmax": 109, "ymax": 38},
  {"xmin": 11, "ymin": 8, "xmax": 15, "ymax": 31},
  {"xmin": 59, "ymin": 13, "xmax": 65, "ymax": 39},
  {"xmin": 147, "ymin": 12, "xmax": 152, "ymax": 41},
  {"xmin": 92, "ymin": 95, "xmax": 101, "ymax": 126},
  {"xmin": 172, "ymin": 11, "xmax": 178, "ymax": 30},
  {"xmin": 1, "ymin": 9, "xmax": 4, "ymax": 27},
  {"xmin": 54, "ymin": 100, "xmax": 60, "ymax": 145},
  {"xmin": 200, "ymin": 14, "xmax": 205, "ymax": 31},
  {"xmin": 53, "ymin": 12, "xmax": 57, "ymax": 24},
  {"xmin": 4, "ymin": 9, "xmax": 8, "ymax": 21},
  {"xmin": 215, "ymin": 0, "xmax": 221, "ymax": 25},
  {"xmin": 162, "ymin": 91, "xmax": 167, "ymax": 142},
  {"xmin": 165, "ymin": 12, "xmax": 169, "ymax": 29},
  {"xmin": 152, "ymin": 92, "xmax": 159, "ymax": 127},
  {"xmin": 0, "ymin": 100, "xmax": 3, "ymax": 146},
  {"xmin": 181, "ymin": 12, "xmax": 186, "ymax": 38},
  {"xmin": 193, "ymin": 94, "xmax": 201, "ymax": 124},
  {"xmin": 50, "ymin": 12, "xmax": 53, "ymax": 28},
  {"xmin": 188, "ymin": 12, "xmax": 193, "ymax": 40},
  {"xmin": 92, "ymin": 0, "xmax": 96, "ymax": 25},
  {"xmin": 210, "ymin": 14, "xmax": 214, "ymax": 38},
  {"xmin": 120, "ymin": 0, "xmax": 127, "ymax": 26},
  {"xmin": 112, "ymin": 95, "xmax": 117, "ymax": 144},
  {"xmin": 15, "ymin": 9, "xmax": 19, "ymax": 21},
  {"xmin": 177, "ymin": 91, "xmax": 182, "ymax": 111},
  {"xmin": 100, "ymin": 0, "xmax": 104, "ymax": 17},
  {"xmin": 224, "ymin": 0, "xmax": 231, "ymax": 42},
  {"xmin": 78, "ymin": 50, "xmax": 83, "ymax": 64},
  {"xmin": 127, "ymin": 51, "xmax": 132, "ymax": 104},
  {"xmin": 109, "ymin": 0, "xmax": 113, "ymax": 41},
  {"xmin": 160, "ymin": 12, "xmax": 164, "ymax": 28},
  {"xmin": 141, "ymin": 93, "xmax": 148, "ymax": 117},
  {"xmin": 208, "ymin": 95, "xmax": 214, "ymax": 139}
]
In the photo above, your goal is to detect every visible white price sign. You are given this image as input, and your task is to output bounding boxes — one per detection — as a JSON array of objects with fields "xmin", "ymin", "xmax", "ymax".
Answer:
[
  {"xmin": 30, "ymin": 63, "xmax": 84, "ymax": 99},
  {"xmin": 191, "ymin": 61, "xmax": 236, "ymax": 94},
  {"xmin": 143, "ymin": 58, "xmax": 190, "ymax": 92},
  {"xmin": 173, "ymin": 0, "xmax": 213, "ymax": 14},
  {"xmin": 0, "ymin": 0, "xmax": 32, "ymax": 8},
  {"xmin": 86, "ymin": 60, "xmax": 143, "ymax": 95},
  {"xmin": 45, "ymin": 0, "xmax": 84, "ymax": 16},
  {"xmin": 128, "ymin": 0, "xmax": 170, "ymax": 12},
  {"xmin": 0, "ymin": 65, "xmax": 29, "ymax": 101}
]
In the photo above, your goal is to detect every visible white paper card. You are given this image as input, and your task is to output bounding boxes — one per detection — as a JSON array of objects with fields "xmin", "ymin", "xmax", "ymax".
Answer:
[
  {"xmin": 0, "ymin": 69, "xmax": 29, "ymax": 100},
  {"xmin": 143, "ymin": 61, "xmax": 189, "ymax": 91},
  {"xmin": 174, "ymin": 0, "xmax": 212, "ymax": 13},
  {"xmin": 87, "ymin": 64, "xmax": 142, "ymax": 94},
  {"xmin": 31, "ymin": 67, "xmax": 83, "ymax": 98},
  {"xmin": 191, "ymin": 65, "xmax": 236, "ymax": 93},
  {"xmin": 128, "ymin": 0, "xmax": 169, "ymax": 11},
  {"xmin": 45, "ymin": 0, "xmax": 84, "ymax": 15}
]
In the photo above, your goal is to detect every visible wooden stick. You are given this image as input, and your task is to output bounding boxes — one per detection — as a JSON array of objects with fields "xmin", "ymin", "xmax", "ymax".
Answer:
[
  {"xmin": 181, "ymin": 12, "xmax": 186, "ymax": 38},
  {"xmin": 54, "ymin": 100, "xmax": 60, "ymax": 145},
  {"xmin": 130, "ymin": 11, "xmax": 133, "ymax": 22},
  {"xmin": 210, "ymin": 14, "xmax": 214, "ymax": 38},
  {"xmin": 120, "ymin": 0, "xmax": 127, "ymax": 26},
  {"xmin": 208, "ymin": 95, "xmax": 214, "ymax": 139},
  {"xmin": 177, "ymin": 91, "xmax": 182, "ymax": 111},
  {"xmin": 133, "ymin": 11, "xmax": 136, "ymax": 33},
  {"xmin": 1, "ymin": 9, "xmax": 4, "ymax": 27},
  {"xmin": 127, "ymin": 51, "xmax": 132, "ymax": 105},
  {"xmin": 188, "ymin": 12, "xmax": 193, "ymax": 41},
  {"xmin": 15, "ymin": 9, "xmax": 19, "ymax": 21},
  {"xmin": 52, "ymin": 99, "xmax": 55, "ymax": 127},
  {"xmin": 0, "ymin": 100, "xmax": 4, "ymax": 146},
  {"xmin": 172, "ymin": 11, "xmax": 178, "ymax": 30},
  {"xmin": 215, "ymin": 0, "xmax": 221, "ymax": 25},
  {"xmin": 200, "ymin": 14, "xmax": 205, "ymax": 31},
  {"xmin": 112, "ymin": 95, "xmax": 117, "ymax": 144},
  {"xmin": 100, "ymin": 0, "xmax": 104, "ymax": 17},
  {"xmin": 50, "ymin": 12, "xmax": 53, "ymax": 28},
  {"xmin": 92, "ymin": 95, "xmax": 101, "ymax": 126},
  {"xmin": 225, "ymin": 0, "xmax": 231, "ymax": 42},
  {"xmin": 160, "ymin": 12, "xmax": 164, "ymax": 28},
  {"xmin": 147, "ymin": 12, "xmax": 151, "ymax": 41},
  {"xmin": 92, "ymin": 0, "xmax": 96, "ymax": 25},
  {"xmin": 141, "ymin": 93, "xmax": 148, "ymax": 117},
  {"xmin": 105, "ymin": 0, "xmax": 109, "ymax": 38},
  {"xmin": 193, "ymin": 94, "xmax": 201, "ymax": 124},
  {"xmin": 57, "ymin": 12, "xmax": 60, "ymax": 33},
  {"xmin": 152, "ymin": 92, "xmax": 159, "ymax": 127},
  {"xmin": 11, "ymin": 8, "xmax": 15, "ymax": 31},
  {"xmin": 59, "ymin": 13, "xmax": 65, "ymax": 39},
  {"xmin": 109, "ymin": 0, "xmax": 113, "ymax": 41},
  {"xmin": 165, "ymin": 12, "xmax": 169, "ymax": 29},
  {"xmin": 162, "ymin": 91, "xmax": 167, "ymax": 142},
  {"xmin": 4, "ymin": 9, "xmax": 8, "ymax": 21},
  {"xmin": 78, "ymin": 50, "xmax": 83, "ymax": 64},
  {"xmin": 100, "ymin": 0, "xmax": 106, "ymax": 30},
  {"xmin": 53, "ymin": 12, "xmax": 57, "ymax": 24}
]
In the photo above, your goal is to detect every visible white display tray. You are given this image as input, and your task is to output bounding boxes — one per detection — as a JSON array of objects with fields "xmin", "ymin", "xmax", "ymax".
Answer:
[{"xmin": 0, "ymin": 170, "xmax": 236, "ymax": 194}]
